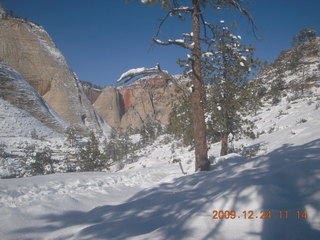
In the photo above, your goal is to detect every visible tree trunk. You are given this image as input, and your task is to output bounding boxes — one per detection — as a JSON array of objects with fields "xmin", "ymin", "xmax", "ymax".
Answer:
[
  {"xmin": 220, "ymin": 132, "xmax": 228, "ymax": 156},
  {"xmin": 192, "ymin": 0, "xmax": 210, "ymax": 171}
]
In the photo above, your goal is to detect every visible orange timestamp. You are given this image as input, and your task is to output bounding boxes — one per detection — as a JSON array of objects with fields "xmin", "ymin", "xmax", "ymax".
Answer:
[{"xmin": 212, "ymin": 210, "xmax": 308, "ymax": 220}]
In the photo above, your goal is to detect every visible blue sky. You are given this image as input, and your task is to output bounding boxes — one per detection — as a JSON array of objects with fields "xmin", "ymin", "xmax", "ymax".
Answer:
[{"xmin": 1, "ymin": 0, "xmax": 320, "ymax": 87}]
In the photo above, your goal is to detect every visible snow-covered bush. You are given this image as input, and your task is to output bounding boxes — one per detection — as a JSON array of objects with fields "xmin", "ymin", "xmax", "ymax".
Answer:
[{"xmin": 241, "ymin": 144, "xmax": 261, "ymax": 158}]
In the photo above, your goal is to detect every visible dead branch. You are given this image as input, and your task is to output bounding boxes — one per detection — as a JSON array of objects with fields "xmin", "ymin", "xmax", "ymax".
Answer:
[{"xmin": 227, "ymin": 0, "xmax": 259, "ymax": 38}]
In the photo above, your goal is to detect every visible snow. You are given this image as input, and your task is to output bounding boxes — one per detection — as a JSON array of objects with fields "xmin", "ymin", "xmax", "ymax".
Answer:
[
  {"xmin": 153, "ymin": 38, "xmax": 166, "ymax": 45},
  {"xmin": 203, "ymin": 51, "xmax": 214, "ymax": 57},
  {"xmin": 230, "ymin": 33, "xmax": 238, "ymax": 40},
  {"xmin": 1, "ymin": 89, "xmax": 320, "ymax": 239},
  {"xmin": 241, "ymin": 56, "xmax": 247, "ymax": 61},
  {"xmin": 173, "ymin": 6, "xmax": 191, "ymax": 11},
  {"xmin": 175, "ymin": 39, "xmax": 185, "ymax": 43}
]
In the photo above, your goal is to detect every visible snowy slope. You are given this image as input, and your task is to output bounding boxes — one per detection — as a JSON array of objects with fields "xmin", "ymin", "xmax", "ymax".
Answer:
[
  {"xmin": 0, "ymin": 88, "xmax": 320, "ymax": 239},
  {"xmin": 0, "ymin": 62, "xmax": 68, "ymax": 133}
]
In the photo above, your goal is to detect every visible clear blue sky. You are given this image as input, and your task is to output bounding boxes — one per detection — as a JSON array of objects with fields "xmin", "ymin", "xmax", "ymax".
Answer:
[{"xmin": 1, "ymin": 0, "xmax": 319, "ymax": 87}]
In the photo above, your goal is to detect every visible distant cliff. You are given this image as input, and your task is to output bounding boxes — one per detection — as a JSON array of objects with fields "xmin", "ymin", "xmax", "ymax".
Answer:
[
  {"xmin": 94, "ymin": 76, "xmax": 184, "ymax": 131},
  {"xmin": 0, "ymin": 16, "xmax": 110, "ymax": 135}
]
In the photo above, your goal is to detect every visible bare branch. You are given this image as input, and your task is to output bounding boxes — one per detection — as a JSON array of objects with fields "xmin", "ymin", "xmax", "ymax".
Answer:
[
  {"xmin": 200, "ymin": 13, "xmax": 208, "ymax": 39},
  {"xmin": 228, "ymin": 0, "xmax": 259, "ymax": 38},
  {"xmin": 154, "ymin": 5, "xmax": 193, "ymax": 39},
  {"xmin": 154, "ymin": 11, "xmax": 171, "ymax": 39}
]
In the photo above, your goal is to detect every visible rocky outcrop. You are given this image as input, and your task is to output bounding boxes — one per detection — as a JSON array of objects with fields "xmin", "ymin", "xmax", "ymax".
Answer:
[
  {"xmin": 94, "ymin": 76, "xmax": 182, "ymax": 131},
  {"xmin": 0, "ymin": 17, "xmax": 109, "ymax": 135},
  {"xmin": 0, "ymin": 62, "xmax": 67, "ymax": 133}
]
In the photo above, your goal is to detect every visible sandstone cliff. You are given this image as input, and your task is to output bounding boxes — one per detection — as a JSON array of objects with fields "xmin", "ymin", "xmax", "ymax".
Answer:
[{"xmin": 0, "ymin": 16, "xmax": 109, "ymax": 135}]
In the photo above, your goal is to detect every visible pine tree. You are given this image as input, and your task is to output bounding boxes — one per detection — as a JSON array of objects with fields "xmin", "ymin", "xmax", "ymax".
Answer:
[
  {"xmin": 292, "ymin": 28, "xmax": 317, "ymax": 47},
  {"xmin": 203, "ymin": 23, "xmax": 260, "ymax": 156},
  {"xmin": 65, "ymin": 126, "xmax": 78, "ymax": 147}
]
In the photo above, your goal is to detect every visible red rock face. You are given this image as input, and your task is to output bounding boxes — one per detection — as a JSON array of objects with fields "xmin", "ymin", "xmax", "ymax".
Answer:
[{"xmin": 120, "ymin": 88, "xmax": 133, "ymax": 112}]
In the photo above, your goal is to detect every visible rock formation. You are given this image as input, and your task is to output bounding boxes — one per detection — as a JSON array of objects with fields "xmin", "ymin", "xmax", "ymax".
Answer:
[
  {"xmin": 94, "ymin": 76, "xmax": 184, "ymax": 131},
  {"xmin": 0, "ymin": 16, "xmax": 109, "ymax": 135}
]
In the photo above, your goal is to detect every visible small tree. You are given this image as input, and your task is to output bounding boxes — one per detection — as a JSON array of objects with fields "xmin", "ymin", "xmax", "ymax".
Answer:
[
  {"xmin": 78, "ymin": 132, "xmax": 102, "ymax": 171},
  {"xmin": 292, "ymin": 28, "xmax": 317, "ymax": 47},
  {"xmin": 65, "ymin": 126, "xmax": 78, "ymax": 147},
  {"xmin": 31, "ymin": 128, "xmax": 40, "ymax": 140},
  {"xmin": 269, "ymin": 66, "xmax": 286, "ymax": 104}
]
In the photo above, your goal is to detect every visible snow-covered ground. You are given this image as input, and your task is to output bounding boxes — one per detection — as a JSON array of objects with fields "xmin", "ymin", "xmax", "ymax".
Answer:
[{"xmin": 1, "ymin": 86, "xmax": 320, "ymax": 239}]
